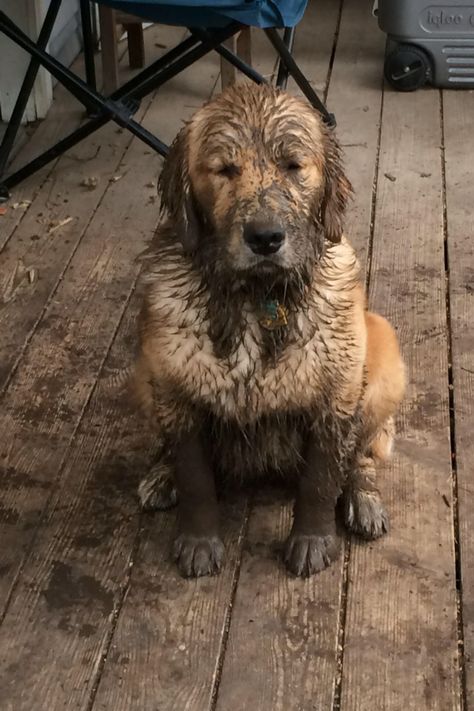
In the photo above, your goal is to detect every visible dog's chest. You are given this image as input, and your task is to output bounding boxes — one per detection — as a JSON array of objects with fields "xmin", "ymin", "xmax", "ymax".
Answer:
[{"xmin": 148, "ymin": 294, "xmax": 361, "ymax": 421}]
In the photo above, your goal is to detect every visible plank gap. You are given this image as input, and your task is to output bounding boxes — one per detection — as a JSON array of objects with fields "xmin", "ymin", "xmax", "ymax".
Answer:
[
  {"xmin": 364, "ymin": 79, "xmax": 385, "ymax": 292},
  {"xmin": 439, "ymin": 88, "xmax": 468, "ymax": 711},
  {"xmin": 323, "ymin": 0, "xmax": 344, "ymax": 103},
  {"xmin": 331, "ymin": 538, "xmax": 351, "ymax": 711},
  {"xmin": 210, "ymin": 499, "xmax": 252, "ymax": 710}
]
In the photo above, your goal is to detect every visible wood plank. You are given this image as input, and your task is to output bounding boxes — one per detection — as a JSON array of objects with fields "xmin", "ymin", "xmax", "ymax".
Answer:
[
  {"xmin": 340, "ymin": 90, "xmax": 461, "ymax": 710},
  {"xmin": 245, "ymin": 25, "xmax": 279, "ymax": 83},
  {"xmin": 124, "ymin": 22, "xmax": 146, "ymax": 70},
  {"xmin": 216, "ymin": 495, "xmax": 344, "ymax": 711},
  {"xmin": 443, "ymin": 89, "xmax": 474, "ymax": 708},
  {"xmin": 324, "ymin": 0, "xmax": 386, "ymax": 263},
  {"xmin": 286, "ymin": 0, "xmax": 341, "ymax": 99},
  {"xmin": 0, "ymin": 41, "xmax": 225, "ymax": 711},
  {"xmin": 0, "ymin": 26, "xmax": 182, "ymax": 396},
  {"xmin": 0, "ymin": 116, "xmax": 141, "ymax": 393}
]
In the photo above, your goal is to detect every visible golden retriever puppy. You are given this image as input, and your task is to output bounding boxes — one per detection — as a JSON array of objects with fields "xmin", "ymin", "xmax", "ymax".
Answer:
[{"xmin": 132, "ymin": 83, "xmax": 405, "ymax": 578}]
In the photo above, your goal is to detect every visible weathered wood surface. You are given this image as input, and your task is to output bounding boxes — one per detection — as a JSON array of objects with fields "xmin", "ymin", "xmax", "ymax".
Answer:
[
  {"xmin": 443, "ymin": 89, "xmax": 474, "ymax": 708},
  {"xmin": 0, "ymin": 298, "xmax": 147, "ymax": 710},
  {"xmin": 340, "ymin": 89, "xmax": 460, "ymax": 710},
  {"xmin": 92, "ymin": 494, "xmax": 248, "ymax": 711},
  {"xmin": 325, "ymin": 0, "xmax": 386, "ymax": 264},
  {"xmin": 215, "ymin": 495, "xmax": 344, "ymax": 711}
]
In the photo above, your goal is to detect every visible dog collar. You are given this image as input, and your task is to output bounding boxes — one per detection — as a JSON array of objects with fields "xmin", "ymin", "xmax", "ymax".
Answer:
[{"xmin": 259, "ymin": 299, "xmax": 288, "ymax": 330}]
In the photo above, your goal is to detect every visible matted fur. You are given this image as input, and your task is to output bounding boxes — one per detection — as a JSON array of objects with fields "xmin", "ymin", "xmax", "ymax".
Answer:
[{"xmin": 132, "ymin": 83, "xmax": 405, "ymax": 573}]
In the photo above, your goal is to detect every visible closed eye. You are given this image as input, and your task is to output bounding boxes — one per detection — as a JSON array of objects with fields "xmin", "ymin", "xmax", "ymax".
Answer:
[
  {"xmin": 284, "ymin": 160, "xmax": 302, "ymax": 171},
  {"xmin": 216, "ymin": 164, "xmax": 241, "ymax": 178}
]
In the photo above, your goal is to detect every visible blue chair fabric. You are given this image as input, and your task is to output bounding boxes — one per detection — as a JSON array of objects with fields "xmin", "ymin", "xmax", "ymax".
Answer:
[{"xmin": 92, "ymin": 0, "xmax": 308, "ymax": 29}]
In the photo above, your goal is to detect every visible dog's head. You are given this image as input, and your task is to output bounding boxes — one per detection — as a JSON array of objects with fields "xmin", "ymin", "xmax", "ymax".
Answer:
[{"xmin": 159, "ymin": 83, "xmax": 352, "ymax": 279}]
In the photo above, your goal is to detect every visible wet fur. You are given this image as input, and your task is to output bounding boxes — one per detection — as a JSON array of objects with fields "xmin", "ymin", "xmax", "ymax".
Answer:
[{"xmin": 132, "ymin": 84, "xmax": 405, "ymax": 576}]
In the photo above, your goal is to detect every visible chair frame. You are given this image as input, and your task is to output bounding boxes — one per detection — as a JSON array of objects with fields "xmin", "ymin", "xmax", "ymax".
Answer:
[{"xmin": 0, "ymin": 0, "xmax": 335, "ymax": 201}]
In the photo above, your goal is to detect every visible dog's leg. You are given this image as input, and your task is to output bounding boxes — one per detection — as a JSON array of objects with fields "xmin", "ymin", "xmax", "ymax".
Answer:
[
  {"xmin": 172, "ymin": 430, "xmax": 224, "ymax": 578},
  {"xmin": 284, "ymin": 440, "xmax": 342, "ymax": 577},
  {"xmin": 342, "ymin": 311, "xmax": 405, "ymax": 540},
  {"xmin": 343, "ymin": 454, "xmax": 389, "ymax": 540}
]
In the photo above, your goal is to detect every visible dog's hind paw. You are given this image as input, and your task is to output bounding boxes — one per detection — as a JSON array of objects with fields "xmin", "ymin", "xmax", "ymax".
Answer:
[
  {"xmin": 173, "ymin": 535, "xmax": 225, "ymax": 578},
  {"xmin": 284, "ymin": 533, "xmax": 340, "ymax": 577},
  {"xmin": 138, "ymin": 461, "xmax": 178, "ymax": 511},
  {"xmin": 343, "ymin": 488, "xmax": 389, "ymax": 540}
]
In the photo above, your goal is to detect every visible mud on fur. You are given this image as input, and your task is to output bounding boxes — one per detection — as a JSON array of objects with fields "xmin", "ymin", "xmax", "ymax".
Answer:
[{"xmin": 130, "ymin": 83, "xmax": 405, "ymax": 579}]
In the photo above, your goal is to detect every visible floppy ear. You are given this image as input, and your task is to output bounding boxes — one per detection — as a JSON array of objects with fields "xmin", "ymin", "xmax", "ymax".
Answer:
[
  {"xmin": 158, "ymin": 125, "xmax": 201, "ymax": 253},
  {"xmin": 320, "ymin": 128, "xmax": 353, "ymax": 243}
]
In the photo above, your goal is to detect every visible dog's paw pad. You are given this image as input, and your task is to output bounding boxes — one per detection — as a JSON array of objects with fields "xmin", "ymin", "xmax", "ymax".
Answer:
[
  {"xmin": 284, "ymin": 533, "xmax": 340, "ymax": 577},
  {"xmin": 172, "ymin": 535, "xmax": 225, "ymax": 578},
  {"xmin": 138, "ymin": 463, "xmax": 178, "ymax": 511},
  {"xmin": 344, "ymin": 489, "xmax": 389, "ymax": 540}
]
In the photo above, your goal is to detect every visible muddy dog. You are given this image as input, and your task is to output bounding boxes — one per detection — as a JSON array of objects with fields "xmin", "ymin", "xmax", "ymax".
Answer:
[{"xmin": 132, "ymin": 83, "xmax": 405, "ymax": 578}]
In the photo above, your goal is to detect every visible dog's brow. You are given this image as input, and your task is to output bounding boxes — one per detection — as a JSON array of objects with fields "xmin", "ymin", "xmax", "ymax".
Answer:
[
  {"xmin": 268, "ymin": 116, "xmax": 317, "ymax": 142},
  {"xmin": 200, "ymin": 124, "xmax": 248, "ymax": 155}
]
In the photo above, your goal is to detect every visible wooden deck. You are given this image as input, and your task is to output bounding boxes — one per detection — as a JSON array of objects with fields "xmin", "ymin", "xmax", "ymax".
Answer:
[{"xmin": 0, "ymin": 1, "xmax": 473, "ymax": 708}]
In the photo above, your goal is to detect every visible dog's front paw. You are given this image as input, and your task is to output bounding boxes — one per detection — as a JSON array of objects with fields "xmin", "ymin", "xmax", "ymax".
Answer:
[
  {"xmin": 172, "ymin": 534, "xmax": 225, "ymax": 578},
  {"xmin": 343, "ymin": 488, "xmax": 389, "ymax": 540},
  {"xmin": 284, "ymin": 533, "xmax": 340, "ymax": 577}
]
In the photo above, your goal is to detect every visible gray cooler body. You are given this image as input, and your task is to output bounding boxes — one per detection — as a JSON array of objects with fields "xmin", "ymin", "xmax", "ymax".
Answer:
[{"xmin": 378, "ymin": 0, "xmax": 474, "ymax": 89}]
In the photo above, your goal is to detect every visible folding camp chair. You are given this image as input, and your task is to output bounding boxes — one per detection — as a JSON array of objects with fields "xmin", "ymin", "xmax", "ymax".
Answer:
[{"xmin": 0, "ymin": 0, "xmax": 335, "ymax": 201}]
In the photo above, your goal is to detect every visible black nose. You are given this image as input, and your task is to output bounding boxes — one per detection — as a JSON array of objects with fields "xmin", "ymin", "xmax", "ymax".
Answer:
[{"xmin": 243, "ymin": 220, "xmax": 285, "ymax": 256}]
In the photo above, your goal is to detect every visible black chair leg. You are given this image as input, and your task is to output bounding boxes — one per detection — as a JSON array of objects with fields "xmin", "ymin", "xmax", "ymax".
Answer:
[
  {"xmin": 276, "ymin": 27, "xmax": 295, "ymax": 90},
  {"xmin": 265, "ymin": 27, "xmax": 336, "ymax": 127}
]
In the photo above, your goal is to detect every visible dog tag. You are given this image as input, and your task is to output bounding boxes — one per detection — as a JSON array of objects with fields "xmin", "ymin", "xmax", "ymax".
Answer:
[{"xmin": 259, "ymin": 300, "xmax": 288, "ymax": 330}]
